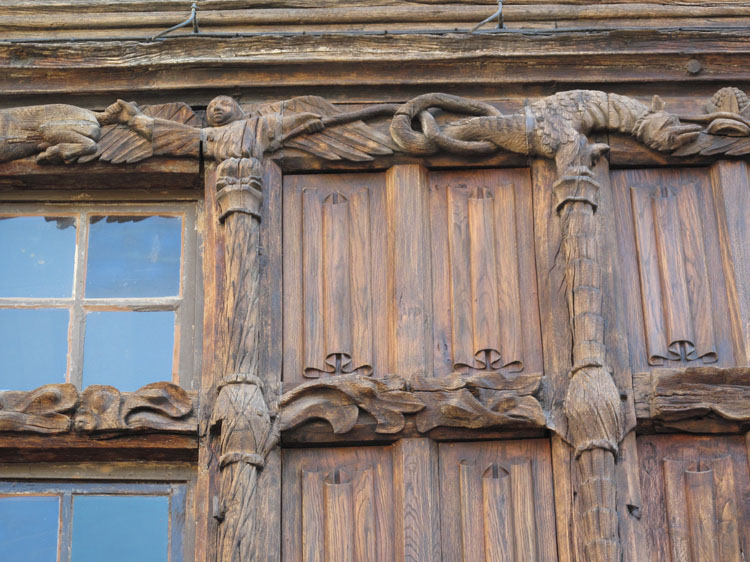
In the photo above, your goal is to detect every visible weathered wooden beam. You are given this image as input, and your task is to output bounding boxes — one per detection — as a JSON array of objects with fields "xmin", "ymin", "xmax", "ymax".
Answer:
[
  {"xmin": 635, "ymin": 366, "xmax": 750, "ymax": 432},
  {"xmin": 1, "ymin": 31, "xmax": 748, "ymax": 99}
]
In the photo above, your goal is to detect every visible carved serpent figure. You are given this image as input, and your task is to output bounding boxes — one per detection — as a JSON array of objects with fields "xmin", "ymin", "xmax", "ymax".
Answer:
[{"xmin": 390, "ymin": 90, "xmax": 702, "ymax": 172}]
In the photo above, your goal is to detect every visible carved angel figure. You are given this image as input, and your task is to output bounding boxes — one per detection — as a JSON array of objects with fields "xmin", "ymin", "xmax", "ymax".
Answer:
[
  {"xmin": 94, "ymin": 95, "xmax": 397, "ymax": 164},
  {"xmin": 0, "ymin": 104, "xmax": 101, "ymax": 164}
]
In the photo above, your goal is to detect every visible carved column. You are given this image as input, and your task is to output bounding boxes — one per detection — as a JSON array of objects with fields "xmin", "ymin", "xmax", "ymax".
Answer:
[
  {"xmin": 209, "ymin": 157, "xmax": 280, "ymax": 562},
  {"xmin": 555, "ymin": 139, "xmax": 625, "ymax": 562}
]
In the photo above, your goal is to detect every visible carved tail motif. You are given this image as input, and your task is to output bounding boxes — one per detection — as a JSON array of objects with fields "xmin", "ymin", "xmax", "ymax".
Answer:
[
  {"xmin": 210, "ymin": 157, "xmax": 279, "ymax": 562},
  {"xmin": 555, "ymin": 138, "xmax": 625, "ymax": 562}
]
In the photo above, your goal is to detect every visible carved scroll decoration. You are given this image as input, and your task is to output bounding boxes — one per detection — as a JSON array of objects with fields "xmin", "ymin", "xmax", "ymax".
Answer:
[
  {"xmin": 631, "ymin": 185, "xmax": 717, "ymax": 365},
  {"xmin": 447, "ymin": 184, "xmax": 523, "ymax": 373},
  {"xmin": 302, "ymin": 188, "xmax": 374, "ymax": 377},
  {"xmin": 663, "ymin": 456, "xmax": 741, "ymax": 562},
  {"xmin": 0, "ymin": 382, "xmax": 196, "ymax": 434},
  {"xmin": 279, "ymin": 371, "xmax": 545, "ymax": 435}
]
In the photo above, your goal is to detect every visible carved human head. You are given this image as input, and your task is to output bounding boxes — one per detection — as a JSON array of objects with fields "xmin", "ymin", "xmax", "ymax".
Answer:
[{"xmin": 207, "ymin": 95, "xmax": 244, "ymax": 127}]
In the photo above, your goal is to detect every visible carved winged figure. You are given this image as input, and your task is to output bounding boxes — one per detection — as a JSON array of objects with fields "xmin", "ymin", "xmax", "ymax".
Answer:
[{"xmin": 93, "ymin": 95, "xmax": 397, "ymax": 164}]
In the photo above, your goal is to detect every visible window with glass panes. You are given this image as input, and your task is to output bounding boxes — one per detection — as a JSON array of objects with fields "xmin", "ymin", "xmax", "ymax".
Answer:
[{"xmin": 0, "ymin": 203, "xmax": 199, "ymax": 391}]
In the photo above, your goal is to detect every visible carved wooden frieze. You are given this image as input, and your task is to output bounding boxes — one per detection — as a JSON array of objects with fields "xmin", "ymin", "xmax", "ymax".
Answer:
[
  {"xmin": 279, "ymin": 371, "xmax": 545, "ymax": 435},
  {"xmin": 631, "ymin": 184, "xmax": 717, "ymax": 365},
  {"xmin": 0, "ymin": 382, "xmax": 196, "ymax": 434}
]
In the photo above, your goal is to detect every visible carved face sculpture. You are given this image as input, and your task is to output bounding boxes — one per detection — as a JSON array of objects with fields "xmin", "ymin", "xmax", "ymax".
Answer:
[{"xmin": 207, "ymin": 96, "xmax": 244, "ymax": 127}]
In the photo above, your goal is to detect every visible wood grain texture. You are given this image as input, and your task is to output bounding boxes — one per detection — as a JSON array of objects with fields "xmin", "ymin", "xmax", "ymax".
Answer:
[
  {"xmin": 635, "ymin": 366, "xmax": 750, "ymax": 431},
  {"xmin": 439, "ymin": 439, "xmax": 557, "ymax": 562},
  {"xmin": 710, "ymin": 160, "xmax": 750, "ymax": 365},
  {"xmin": 283, "ymin": 445, "xmax": 395, "ymax": 562},
  {"xmin": 386, "ymin": 165, "xmax": 433, "ymax": 379},
  {"xmin": 638, "ymin": 434, "xmax": 750, "ymax": 561},
  {"xmin": 430, "ymin": 169, "xmax": 541, "ymax": 377},
  {"xmin": 206, "ymin": 158, "xmax": 280, "ymax": 562},
  {"xmin": 0, "ymin": 382, "xmax": 197, "ymax": 434},
  {"xmin": 4, "ymin": 31, "xmax": 750, "ymax": 101},
  {"xmin": 393, "ymin": 438, "xmax": 441, "ymax": 562},
  {"xmin": 613, "ymin": 167, "xmax": 736, "ymax": 374},
  {"xmin": 284, "ymin": 173, "xmax": 387, "ymax": 383},
  {"xmin": 279, "ymin": 371, "xmax": 545, "ymax": 435}
]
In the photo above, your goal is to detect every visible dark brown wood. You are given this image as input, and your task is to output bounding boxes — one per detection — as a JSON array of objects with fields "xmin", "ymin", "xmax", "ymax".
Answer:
[
  {"xmin": 0, "ymin": 432, "xmax": 197, "ymax": 462},
  {"xmin": 393, "ymin": 438, "xmax": 441, "ymax": 562},
  {"xmin": 635, "ymin": 366, "xmax": 750, "ymax": 432},
  {"xmin": 637, "ymin": 434, "xmax": 750, "ymax": 561},
  {"xmin": 438, "ymin": 439, "xmax": 557, "ymax": 562},
  {"xmin": 0, "ymin": 382, "xmax": 197, "ymax": 434},
  {"xmin": 282, "ymin": 445, "xmax": 396, "ymax": 562},
  {"xmin": 283, "ymin": 172, "xmax": 387, "ymax": 382},
  {"xmin": 206, "ymin": 157, "xmax": 280, "ymax": 562},
  {"xmin": 279, "ymin": 371, "xmax": 544, "ymax": 436},
  {"xmin": 2, "ymin": 31, "xmax": 750, "ymax": 103}
]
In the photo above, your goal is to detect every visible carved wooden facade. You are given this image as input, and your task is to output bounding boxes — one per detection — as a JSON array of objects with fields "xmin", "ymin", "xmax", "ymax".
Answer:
[{"xmin": 2, "ymin": 4, "xmax": 750, "ymax": 561}]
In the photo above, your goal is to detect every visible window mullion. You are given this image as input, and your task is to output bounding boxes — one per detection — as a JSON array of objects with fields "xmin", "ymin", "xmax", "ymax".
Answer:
[
  {"xmin": 68, "ymin": 212, "xmax": 89, "ymax": 389},
  {"xmin": 59, "ymin": 491, "xmax": 72, "ymax": 562}
]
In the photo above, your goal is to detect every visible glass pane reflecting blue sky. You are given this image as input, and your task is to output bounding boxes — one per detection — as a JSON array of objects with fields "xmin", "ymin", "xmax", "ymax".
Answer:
[
  {"xmin": 0, "ymin": 496, "xmax": 60, "ymax": 562},
  {"xmin": 0, "ymin": 308, "xmax": 69, "ymax": 390},
  {"xmin": 83, "ymin": 310, "xmax": 174, "ymax": 391},
  {"xmin": 72, "ymin": 495, "xmax": 168, "ymax": 562},
  {"xmin": 0, "ymin": 216, "xmax": 76, "ymax": 297},
  {"xmin": 86, "ymin": 215, "xmax": 182, "ymax": 298}
]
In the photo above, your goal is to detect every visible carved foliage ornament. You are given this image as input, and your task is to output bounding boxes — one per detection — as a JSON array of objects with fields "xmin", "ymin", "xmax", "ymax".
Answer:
[{"xmin": 0, "ymin": 382, "xmax": 196, "ymax": 434}]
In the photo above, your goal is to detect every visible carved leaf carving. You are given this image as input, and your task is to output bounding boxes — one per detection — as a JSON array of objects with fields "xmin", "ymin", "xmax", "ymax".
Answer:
[
  {"xmin": 280, "ymin": 374, "xmax": 423, "ymax": 434},
  {"xmin": 0, "ymin": 383, "xmax": 78, "ymax": 433}
]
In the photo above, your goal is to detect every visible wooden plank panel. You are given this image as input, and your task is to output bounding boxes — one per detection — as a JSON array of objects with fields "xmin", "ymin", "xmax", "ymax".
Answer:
[
  {"xmin": 613, "ymin": 168, "xmax": 735, "ymax": 374},
  {"xmin": 430, "ymin": 168, "xmax": 540, "ymax": 377},
  {"xmin": 393, "ymin": 438, "xmax": 441, "ymax": 562},
  {"xmin": 323, "ymin": 474, "xmax": 355, "ymax": 562},
  {"xmin": 439, "ymin": 439, "xmax": 556, "ymax": 562},
  {"xmin": 710, "ymin": 161, "xmax": 750, "ymax": 365},
  {"xmin": 638, "ymin": 434, "xmax": 750, "ymax": 562},
  {"xmin": 283, "ymin": 445, "xmax": 395, "ymax": 562},
  {"xmin": 283, "ymin": 172, "xmax": 387, "ymax": 383},
  {"xmin": 386, "ymin": 165, "xmax": 433, "ymax": 379}
]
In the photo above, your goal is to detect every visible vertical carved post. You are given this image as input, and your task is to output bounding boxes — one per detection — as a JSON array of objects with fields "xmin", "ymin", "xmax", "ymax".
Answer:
[
  {"xmin": 555, "ymin": 138, "xmax": 625, "ymax": 562},
  {"xmin": 210, "ymin": 157, "xmax": 279, "ymax": 562}
]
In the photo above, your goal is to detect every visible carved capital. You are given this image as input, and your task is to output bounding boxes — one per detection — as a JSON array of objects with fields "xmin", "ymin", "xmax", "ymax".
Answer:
[{"xmin": 216, "ymin": 157, "xmax": 264, "ymax": 222}]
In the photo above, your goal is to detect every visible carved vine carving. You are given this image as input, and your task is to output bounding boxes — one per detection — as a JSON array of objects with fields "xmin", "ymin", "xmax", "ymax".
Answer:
[
  {"xmin": 279, "ymin": 371, "xmax": 545, "ymax": 434},
  {"xmin": 0, "ymin": 382, "xmax": 196, "ymax": 434}
]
